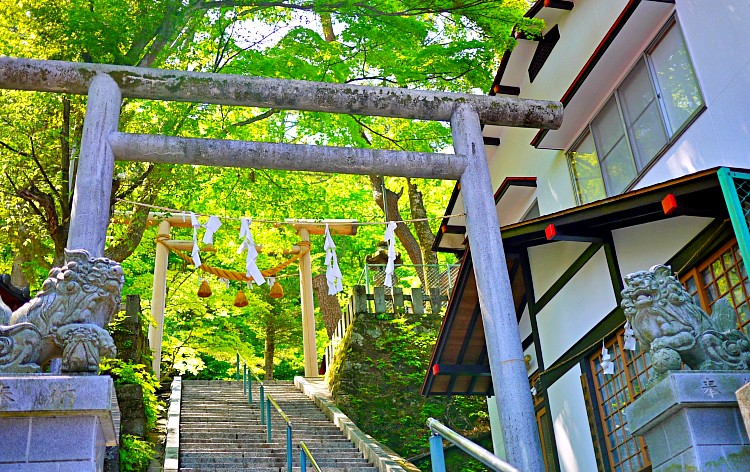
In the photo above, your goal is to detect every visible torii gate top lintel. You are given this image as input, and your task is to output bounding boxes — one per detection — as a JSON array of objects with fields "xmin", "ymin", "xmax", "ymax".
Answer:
[
  {"xmin": 0, "ymin": 56, "xmax": 561, "ymax": 472},
  {"xmin": 0, "ymin": 57, "xmax": 562, "ymax": 129}
]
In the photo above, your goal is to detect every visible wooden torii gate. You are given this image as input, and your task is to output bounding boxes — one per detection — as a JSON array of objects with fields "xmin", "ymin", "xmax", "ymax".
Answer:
[
  {"xmin": 144, "ymin": 213, "xmax": 356, "ymax": 380},
  {"xmin": 0, "ymin": 57, "xmax": 562, "ymax": 472}
]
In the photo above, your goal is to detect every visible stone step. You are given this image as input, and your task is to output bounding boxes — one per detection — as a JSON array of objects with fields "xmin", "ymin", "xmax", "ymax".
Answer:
[
  {"xmin": 178, "ymin": 380, "xmax": 377, "ymax": 472},
  {"xmin": 180, "ymin": 465, "xmax": 378, "ymax": 472}
]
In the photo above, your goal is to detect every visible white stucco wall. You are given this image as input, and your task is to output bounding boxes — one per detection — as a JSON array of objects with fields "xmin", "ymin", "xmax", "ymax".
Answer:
[
  {"xmin": 547, "ymin": 364, "xmax": 599, "ymax": 472},
  {"xmin": 612, "ymin": 216, "xmax": 713, "ymax": 279},
  {"xmin": 488, "ymin": 0, "xmax": 750, "ymax": 217},
  {"xmin": 528, "ymin": 241, "xmax": 589, "ymax": 297},
  {"xmin": 519, "ymin": 304, "xmax": 532, "ymax": 341},
  {"xmin": 536, "ymin": 248, "xmax": 617, "ymax": 365}
]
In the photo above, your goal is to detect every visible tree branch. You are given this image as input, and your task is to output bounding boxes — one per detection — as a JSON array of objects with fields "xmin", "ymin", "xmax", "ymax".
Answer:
[{"xmin": 232, "ymin": 108, "xmax": 280, "ymax": 127}]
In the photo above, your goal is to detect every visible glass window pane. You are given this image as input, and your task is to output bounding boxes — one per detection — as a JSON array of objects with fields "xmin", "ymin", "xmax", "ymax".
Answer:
[
  {"xmin": 650, "ymin": 23, "xmax": 703, "ymax": 134},
  {"xmin": 628, "ymin": 101, "xmax": 668, "ymax": 169},
  {"xmin": 619, "ymin": 59, "xmax": 668, "ymax": 168},
  {"xmin": 591, "ymin": 96, "xmax": 627, "ymax": 157},
  {"xmin": 568, "ymin": 132, "xmax": 607, "ymax": 204},
  {"xmin": 601, "ymin": 139, "xmax": 637, "ymax": 194}
]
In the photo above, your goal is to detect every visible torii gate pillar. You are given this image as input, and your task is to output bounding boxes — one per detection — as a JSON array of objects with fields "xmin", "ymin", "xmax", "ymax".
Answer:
[
  {"xmin": 452, "ymin": 104, "xmax": 544, "ymax": 472},
  {"xmin": 2, "ymin": 57, "xmax": 561, "ymax": 471}
]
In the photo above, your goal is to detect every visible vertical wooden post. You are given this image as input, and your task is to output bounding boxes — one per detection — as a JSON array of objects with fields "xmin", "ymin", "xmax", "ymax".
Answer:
[
  {"xmin": 67, "ymin": 74, "xmax": 121, "ymax": 256},
  {"xmin": 298, "ymin": 228, "xmax": 318, "ymax": 377},
  {"xmin": 149, "ymin": 220, "xmax": 171, "ymax": 379}
]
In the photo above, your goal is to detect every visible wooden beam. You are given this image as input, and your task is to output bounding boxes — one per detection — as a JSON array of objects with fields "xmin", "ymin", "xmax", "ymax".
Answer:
[
  {"xmin": 495, "ymin": 85, "xmax": 521, "ymax": 96},
  {"xmin": 432, "ymin": 364, "xmax": 491, "ymax": 376},
  {"xmin": 544, "ymin": 0, "xmax": 574, "ymax": 10},
  {"xmin": 483, "ymin": 136, "xmax": 501, "ymax": 146},
  {"xmin": 285, "ymin": 219, "xmax": 358, "ymax": 236}
]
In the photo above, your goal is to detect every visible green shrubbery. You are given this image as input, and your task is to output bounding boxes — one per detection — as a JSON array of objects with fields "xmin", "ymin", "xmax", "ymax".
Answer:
[
  {"xmin": 120, "ymin": 435, "xmax": 156, "ymax": 471},
  {"xmin": 101, "ymin": 359, "xmax": 164, "ymax": 471}
]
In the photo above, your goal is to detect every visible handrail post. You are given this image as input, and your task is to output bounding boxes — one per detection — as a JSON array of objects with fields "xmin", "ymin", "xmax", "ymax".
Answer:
[
  {"xmin": 236, "ymin": 353, "xmax": 240, "ymax": 380},
  {"xmin": 266, "ymin": 398, "xmax": 272, "ymax": 443},
  {"xmin": 260, "ymin": 385, "xmax": 265, "ymax": 425},
  {"xmin": 429, "ymin": 433, "xmax": 446, "ymax": 472},
  {"xmin": 286, "ymin": 424, "xmax": 292, "ymax": 472},
  {"xmin": 248, "ymin": 371, "xmax": 253, "ymax": 404},
  {"xmin": 301, "ymin": 448, "xmax": 307, "ymax": 470},
  {"xmin": 243, "ymin": 363, "xmax": 247, "ymax": 396}
]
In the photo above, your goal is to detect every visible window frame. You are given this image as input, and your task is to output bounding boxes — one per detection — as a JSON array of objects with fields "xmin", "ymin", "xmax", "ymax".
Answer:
[
  {"xmin": 567, "ymin": 17, "xmax": 705, "ymax": 205},
  {"xmin": 588, "ymin": 328, "xmax": 654, "ymax": 472}
]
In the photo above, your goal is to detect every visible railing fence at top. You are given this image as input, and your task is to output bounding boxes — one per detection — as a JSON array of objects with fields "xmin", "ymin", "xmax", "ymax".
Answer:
[
  {"xmin": 323, "ymin": 283, "xmax": 449, "ymax": 377},
  {"xmin": 359, "ymin": 263, "xmax": 460, "ymax": 302}
]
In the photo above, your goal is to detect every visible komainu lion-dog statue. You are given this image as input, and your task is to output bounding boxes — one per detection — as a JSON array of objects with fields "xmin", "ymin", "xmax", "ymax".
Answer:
[
  {"xmin": 0, "ymin": 249, "xmax": 123, "ymax": 374},
  {"xmin": 621, "ymin": 264, "xmax": 750, "ymax": 381}
]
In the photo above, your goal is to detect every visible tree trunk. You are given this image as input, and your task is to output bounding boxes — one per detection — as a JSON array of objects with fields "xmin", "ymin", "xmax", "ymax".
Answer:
[
  {"xmin": 312, "ymin": 273, "xmax": 343, "ymax": 337},
  {"xmin": 320, "ymin": 13, "xmax": 337, "ymax": 42},
  {"xmin": 369, "ymin": 175, "xmax": 426, "ymax": 286},
  {"xmin": 264, "ymin": 323, "xmax": 275, "ymax": 381},
  {"xmin": 407, "ymin": 178, "xmax": 439, "ymax": 290}
]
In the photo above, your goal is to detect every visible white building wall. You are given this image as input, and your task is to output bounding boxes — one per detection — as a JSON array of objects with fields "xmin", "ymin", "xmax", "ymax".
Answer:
[
  {"xmin": 535, "ymin": 249, "xmax": 617, "ymax": 365},
  {"xmin": 486, "ymin": 0, "xmax": 635, "ymax": 215},
  {"xmin": 519, "ymin": 304, "xmax": 532, "ymax": 341},
  {"xmin": 528, "ymin": 241, "xmax": 589, "ymax": 297},
  {"xmin": 612, "ymin": 216, "xmax": 713, "ymax": 278},
  {"xmin": 547, "ymin": 364, "xmax": 598, "ymax": 472},
  {"xmin": 490, "ymin": 0, "xmax": 750, "ymax": 216}
]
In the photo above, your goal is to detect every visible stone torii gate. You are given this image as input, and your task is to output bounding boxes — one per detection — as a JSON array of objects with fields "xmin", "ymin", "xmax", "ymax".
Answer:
[{"xmin": 0, "ymin": 56, "xmax": 562, "ymax": 472}]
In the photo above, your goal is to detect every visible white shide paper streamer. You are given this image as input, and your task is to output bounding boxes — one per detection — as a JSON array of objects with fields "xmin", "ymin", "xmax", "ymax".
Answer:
[
  {"xmin": 237, "ymin": 218, "xmax": 265, "ymax": 285},
  {"xmin": 383, "ymin": 221, "xmax": 397, "ymax": 287},
  {"xmin": 324, "ymin": 224, "xmax": 344, "ymax": 295}
]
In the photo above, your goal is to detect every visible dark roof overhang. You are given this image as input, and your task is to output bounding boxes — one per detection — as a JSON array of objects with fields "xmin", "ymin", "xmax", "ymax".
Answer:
[
  {"xmin": 422, "ymin": 167, "xmax": 735, "ymax": 397},
  {"xmin": 432, "ymin": 177, "xmax": 537, "ymax": 254}
]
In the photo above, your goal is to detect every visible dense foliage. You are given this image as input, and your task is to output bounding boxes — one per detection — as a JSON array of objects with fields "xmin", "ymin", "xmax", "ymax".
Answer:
[{"xmin": 1, "ymin": 0, "xmax": 537, "ymax": 467}]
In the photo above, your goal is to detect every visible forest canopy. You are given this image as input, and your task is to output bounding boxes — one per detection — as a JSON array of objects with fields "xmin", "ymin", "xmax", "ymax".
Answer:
[{"xmin": 0, "ymin": 0, "xmax": 537, "ymax": 378}]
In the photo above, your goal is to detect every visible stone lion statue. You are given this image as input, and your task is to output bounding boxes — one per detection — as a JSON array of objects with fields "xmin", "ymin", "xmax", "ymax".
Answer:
[
  {"xmin": 0, "ymin": 249, "xmax": 123, "ymax": 374},
  {"xmin": 621, "ymin": 264, "xmax": 750, "ymax": 378}
]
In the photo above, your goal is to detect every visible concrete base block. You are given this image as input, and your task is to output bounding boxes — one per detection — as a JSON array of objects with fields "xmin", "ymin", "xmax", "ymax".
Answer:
[
  {"xmin": 737, "ymin": 381, "xmax": 750, "ymax": 439},
  {"xmin": 625, "ymin": 371, "xmax": 750, "ymax": 472},
  {"xmin": 0, "ymin": 374, "xmax": 119, "ymax": 472}
]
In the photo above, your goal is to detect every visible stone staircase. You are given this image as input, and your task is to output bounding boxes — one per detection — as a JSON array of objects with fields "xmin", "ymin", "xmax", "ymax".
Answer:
[{"xmin": 178, "ymin": 380, "xmax": 380, "ymax": 471}]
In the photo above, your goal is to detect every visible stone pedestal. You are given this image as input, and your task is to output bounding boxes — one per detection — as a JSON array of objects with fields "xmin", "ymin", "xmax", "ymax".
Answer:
[
  {"xmin": 0, "ymin": 374, "xmax": 119, "ymax": 472},
  {"xmin": 625, "ymin": 371, "xmax": 750, "ymax": 471},
  {"xmin": 738, "ymin": 381, "xmax": 750, "ymax": 439}
]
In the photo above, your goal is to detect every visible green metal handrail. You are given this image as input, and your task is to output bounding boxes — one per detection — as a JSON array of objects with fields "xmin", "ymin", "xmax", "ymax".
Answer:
[
  {"xmin": 265, "ymin": 393, "xmax": 293, "ymax": 472},
  {"xmin": 427, "ymin": 418, "xmax": 518, "ymax": 472},
  {"xmin": 300, "ymin": 441, "xmax": 323, "ymax": 472},
  {"xmin": 236, "ymin": 352, "xmax": 264, "ymax": 405}
]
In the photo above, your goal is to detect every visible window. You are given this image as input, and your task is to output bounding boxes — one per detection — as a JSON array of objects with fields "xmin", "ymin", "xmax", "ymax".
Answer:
[
  {"xmin": 568, "ymin": 20, "xmax": 703, "ymax": 204},
  {"xmin": 590, "ymin": 330, "xmax": 654, "ymax": 472},
  {"xmin": 680, "ymin": 241, "xmax": 750, "ymax": 335},
  {"xmin": 530, "ymin": 372, "xmax": 558, "ymax": 471}
]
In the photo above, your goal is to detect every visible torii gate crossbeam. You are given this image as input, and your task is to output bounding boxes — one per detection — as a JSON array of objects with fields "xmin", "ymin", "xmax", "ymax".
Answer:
[{"xmin": 0, "ymin": 56, "xmax": 562, "ymax": 472}]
